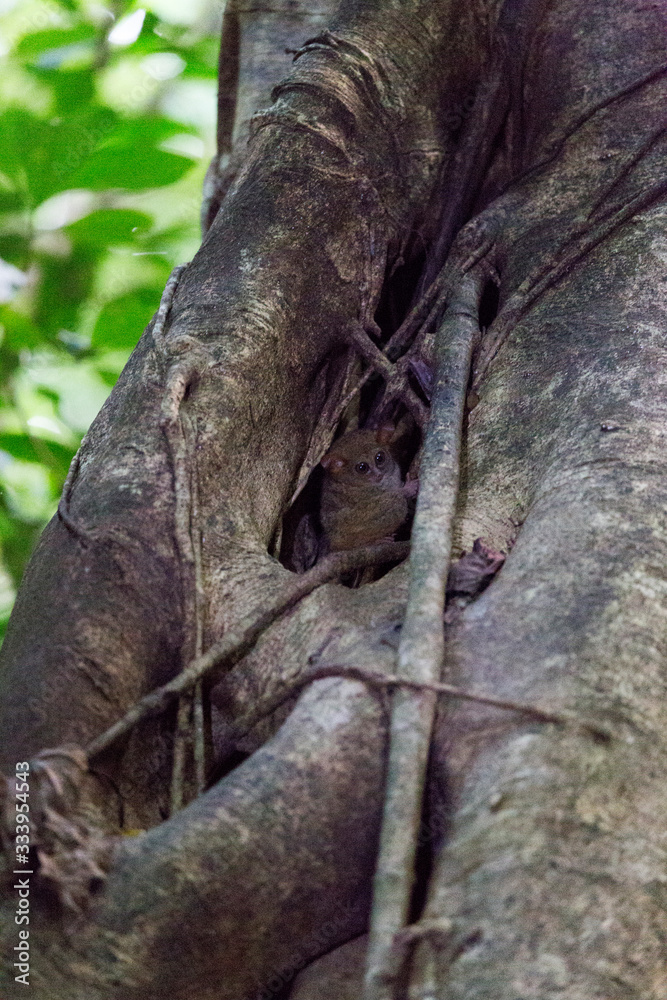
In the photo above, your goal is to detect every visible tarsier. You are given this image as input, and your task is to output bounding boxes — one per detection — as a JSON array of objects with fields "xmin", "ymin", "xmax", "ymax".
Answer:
[{"xmin": 320, "ymin": 424, "xmax": 417, "ymax": 553}]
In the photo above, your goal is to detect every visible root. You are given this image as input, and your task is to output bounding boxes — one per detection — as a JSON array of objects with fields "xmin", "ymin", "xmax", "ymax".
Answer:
[
  {"xmin": 363, "ymin": 269, "xmax": 484, "ymax": 1000},
  {"xmin": 85, "ymin": 540, "xmax": 410, "ymax": 761}
]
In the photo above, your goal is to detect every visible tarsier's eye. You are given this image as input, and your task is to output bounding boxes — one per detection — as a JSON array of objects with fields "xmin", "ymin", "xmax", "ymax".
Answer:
[
  {"xmin": 355, "ymin": 461, "xmax": 370, "ymax": 474},
  {"xmin": 374, "ymin": 451, "xmax": 385, "ymax": 467}
]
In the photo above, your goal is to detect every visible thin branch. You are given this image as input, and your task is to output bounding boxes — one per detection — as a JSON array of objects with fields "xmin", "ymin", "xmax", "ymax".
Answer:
[
  {"xmin": 170, "ymin": 696, "xmax": 192, "ymax": 814},
  {"xmin": 585, "ymin": 122, "xmax": 667, "ymax": 222},
  {"xmin": 142, "ymin": 264, "xmax": 214, "ymax": 811},
  {"xmin": 85, "ymin": 541, "xmax": 409, "ymax": 760},
  {"xmin": 420, "ymin": 50, "xmax": 509, "ymax": 290},
  {"xmin": 382, "ymin": 267, "xmax": 450, "ymax": 362},
  {"xmin": 169, "ymin": 409, "xmax": 210, "ymax": 812},
  {"xmin": 56, "ymin": 443, "xmax": 93, "ymax": 547},
  {"xmin": 294, "ymin": 223, "xmax": 494, "ymax": 483},
  {"xmin": 473, "ymin": 175, "xmax": 667, "ymax": 389},
  {"xmin": 343, "ymin": 319, "xmax": 395, "ymax": 377},
  {"xmin": 150, "ymin": 266, "xmax": 205, "ymax": 815},
  {"xmin": 151, "ymin": 263, "xmax": 188, "ymax": 357},
  {"xmin": 363, "ymin": 270, "xmax": 484, "ymax": 1000},
  {"xmin": 494, "ymin": 59, "xmax": 667, "ymax": 207},
  {"xmin": 226, "ymin": 663, "xmax": 614, "ymax": 745},
  {"xmin": 186, "ymin": 410, "xmax": 210, "ymax": 797},
  {"xmin": 166, "ymin": 399, "xmax": 197, "ymax": 814},
  {"xmin": 342, "ymin": 320, "xmax": 429, "ymax": 426}
]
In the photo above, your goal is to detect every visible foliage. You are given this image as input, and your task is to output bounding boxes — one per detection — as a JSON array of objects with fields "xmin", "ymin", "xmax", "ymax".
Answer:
[{"xmin": 0, "ymin": 0, "xmax": 219, "ymax": 638}]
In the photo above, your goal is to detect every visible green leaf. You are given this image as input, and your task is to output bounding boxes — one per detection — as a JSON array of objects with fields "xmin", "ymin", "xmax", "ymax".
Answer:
[
  {"xmin": 0, "ymin": 502, "xmax": 41, "ymax": 589},
  {"xmin": 20, "ymin": 356, "xmax": 110, "ymax": 434},
  {"xmin": 116, "ymin": 9, "xmax": 163, "ymax": 53},
  {"xmin": 178, "ymin": 39, "xmax": 219, "ymax": 77},
  {"xmin": 65, "ymin": 209, "xmax": 153, "ymax": 248},
  {"xmin": 0, "ymin": 434, "xmax": 40, "ymax": 463},
  {"xmin": 100, "ymin": 115, "xmax": 196, "ymax": 146},
  {"xmin": 94, "ymin": 349, "xmax": 132, "ymax": 386},
  {"xmin": 66, "ymin": 116, "xmax": 197, "ymax": 191},
  {"xmin": 91, "ymin": 287, "xmax": 158, "ymax": 350},
  {"xmin": 0, "ymin": 434, "xmax": 74, "ymax": 476},
  {"xmin": 0, "ymin": 188, "xmax": 24, "ymax": 212},
  {"xmin": 0, "ymin": 233, "xmax": 30, "ymax": 269},
  {"xmin": 140, "ymin": 221, "xmax": 193, "ymax": 254},
  {"xmin": 0, "ymin": 515, "xmax": 18, "ymax": 629},
  {"xmin": 72, "ymin": 145, "xmax": 194, "ymax": 190},
  {"xmin": 35, "ymin": 387, "xmax": 61, "ymax": 406},
  {"xmin": 16, "ymin": 26, "xmax": 98, "ymax": 60},
  {"xmin": 0, "ymin": 459, "xmax": 56, "ymax": 523},
  {"xmin": 0, "ymin": 0, "xmax": 217, "ymax": 599},
  {"xmin": 0, "ymin": 308, "xmax": 43, "ymax": 352},
  {"xmin": 0, "ymin": 347, "xmax": 19, "ymax": 383},
  {"xmin": 30, "ymin": 67, "xmax": 95, "ymax": 114},
  {"xmin": 34, "ymin": 246, "xmax": 99, "ymax": 340},
  {"xmin": 47, "ymin": 107, "xmax": 119, "ymax": 194},
  {"xmin": 0, "ymin": 109, "xmax": 51, "ymax": 199},
  {"xmin": 141, "ymin": 10, "xmax": 161, "ymax": 35},
  {"xmin": 0, "ymin": 107, "xmax": 120, "ymax": 205}
]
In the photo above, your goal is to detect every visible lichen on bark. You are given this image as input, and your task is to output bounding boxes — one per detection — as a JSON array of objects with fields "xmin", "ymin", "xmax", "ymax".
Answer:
[{"xmin": 2, "ymin": 0, "xmax": 667, "ymax": 998}]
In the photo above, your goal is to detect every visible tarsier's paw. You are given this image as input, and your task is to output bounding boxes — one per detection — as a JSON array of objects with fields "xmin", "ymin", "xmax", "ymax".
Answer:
[{"xmin": 403, "ymin": 477, "xmax": 420, "ymax": 499}]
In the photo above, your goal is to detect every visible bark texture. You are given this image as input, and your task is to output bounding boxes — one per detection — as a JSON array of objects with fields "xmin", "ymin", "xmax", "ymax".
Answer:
[{"xmin": 2, "ymin": 0, "xmax": 667, "ymax": 997}]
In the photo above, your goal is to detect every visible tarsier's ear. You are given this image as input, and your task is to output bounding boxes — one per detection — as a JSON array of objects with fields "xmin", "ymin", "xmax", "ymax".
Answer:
[
  {"xmin": 321, "ymin": 454, "xmax": 345, "ymax": 472},
  {"xmin": 375, "ymin": 423, "xmax": 396, "ymax": 445}
]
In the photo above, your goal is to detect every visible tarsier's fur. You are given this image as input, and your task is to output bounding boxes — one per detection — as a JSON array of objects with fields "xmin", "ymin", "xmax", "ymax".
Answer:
[{"xmin": 320, "ymin": 426, "xmax": 410, "ymax": 552}]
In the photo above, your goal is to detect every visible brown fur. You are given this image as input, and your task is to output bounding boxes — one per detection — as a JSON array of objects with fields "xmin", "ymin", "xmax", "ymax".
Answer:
[{"xmin": 320, "ymin": 426, "xmax": 409, "ymax": 552}]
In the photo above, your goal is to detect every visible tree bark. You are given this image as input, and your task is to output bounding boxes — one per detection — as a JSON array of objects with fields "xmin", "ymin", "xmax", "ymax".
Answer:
[{"xmin": 2, "ymin": 0, "xmax": 667, "ymax": 997}]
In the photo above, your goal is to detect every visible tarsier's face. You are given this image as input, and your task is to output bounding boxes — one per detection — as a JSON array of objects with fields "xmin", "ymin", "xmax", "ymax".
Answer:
[
  {"xmin": 352, "ymin": 446, "xmax": 389, "ymax": 481},
  {"xmin": 321, "ymin": 429, "xmax": 402, "ymax": 488}
]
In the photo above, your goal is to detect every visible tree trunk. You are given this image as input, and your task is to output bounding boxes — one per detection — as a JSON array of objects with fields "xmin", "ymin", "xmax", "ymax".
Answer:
[{"xmin": 2, "ymin": 0, "xmax": 667, "ymax": 998}]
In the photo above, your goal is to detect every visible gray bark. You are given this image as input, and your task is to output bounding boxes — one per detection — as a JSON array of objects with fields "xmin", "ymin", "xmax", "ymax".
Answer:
[{"xmin": 1, "ymin": 0, "xmax": 666, "ymax": 997}]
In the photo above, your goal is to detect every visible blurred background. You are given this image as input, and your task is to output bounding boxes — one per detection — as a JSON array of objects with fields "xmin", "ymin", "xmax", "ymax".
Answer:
[{"xmin": 0, "ymin": 0, "xmax": 221, "ymax": 639}]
